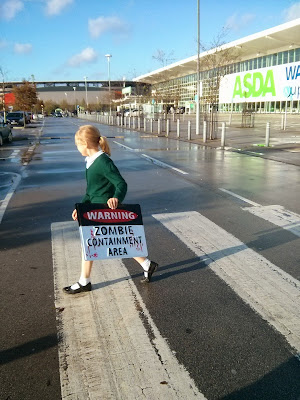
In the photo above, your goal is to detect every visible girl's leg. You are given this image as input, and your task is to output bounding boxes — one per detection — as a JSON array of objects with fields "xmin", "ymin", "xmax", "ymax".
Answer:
[
  {"xmin": 133, "ymin": 257, "xmax": 158, "ymax": 283},
  {"xmin": 81, "ymin": 257, "xmax": 93, "ymax": 279},
  {"xmin": 63, "ymin": 253, "xmax": 93, "ymax": 294}
]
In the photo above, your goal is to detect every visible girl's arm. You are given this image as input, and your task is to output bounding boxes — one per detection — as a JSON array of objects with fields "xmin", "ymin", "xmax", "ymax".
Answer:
[
  {"xmin": 107, "ymin": 198, "xmax": 118, "ymax": 209},
  {"xmin": 103, "ymin": 158, "xmax": 128, "ymax": 203}
]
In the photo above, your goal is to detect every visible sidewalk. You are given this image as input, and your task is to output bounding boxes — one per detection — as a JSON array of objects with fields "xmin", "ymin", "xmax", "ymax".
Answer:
[{"xmin": 79, "ymin": 112, "xmax": 300, "ymax": 167}]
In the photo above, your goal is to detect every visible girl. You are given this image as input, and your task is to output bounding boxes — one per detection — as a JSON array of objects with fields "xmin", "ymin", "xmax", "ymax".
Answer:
[{"xmin": 63, "ymin": 124, "xmax": 158, "ymax": 294}]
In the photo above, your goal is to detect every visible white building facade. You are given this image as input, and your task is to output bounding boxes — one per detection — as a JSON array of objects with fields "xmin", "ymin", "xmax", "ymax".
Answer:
[{"xmin": 134, "ymin": 19, "xmax": 300, "ymax": 114}]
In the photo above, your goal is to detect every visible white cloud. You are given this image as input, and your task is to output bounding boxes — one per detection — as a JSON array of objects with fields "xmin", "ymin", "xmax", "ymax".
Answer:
[
  {"xmin": 14, "ymin": 42, "xmax": 32, "ymax": 54},
  {"xmin": 46, "ymin": 0, "xmax": 73, "ymax": 16},
  {"xmin": 67, "ymin": 47, "xmax": 98, "ymax": 67},
  {"xmin": 0, "ymin": 0, "xmax": 24, "ymax": 20},
  {"xmin": 283, "ymin": 3, "xmax": 300, "ymax": 21},
  {"xmin": 88, "ymin": 16, "xmax": 129, "ymax": 38},
  {"xmin": 225, "ymin": 13, "xmax": 255, "ymax": 32}
]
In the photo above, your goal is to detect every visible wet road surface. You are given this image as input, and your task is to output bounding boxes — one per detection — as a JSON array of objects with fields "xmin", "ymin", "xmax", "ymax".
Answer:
[{"xmin": 1, "ymin": 117, "xmax": 300, "ymax": 400}]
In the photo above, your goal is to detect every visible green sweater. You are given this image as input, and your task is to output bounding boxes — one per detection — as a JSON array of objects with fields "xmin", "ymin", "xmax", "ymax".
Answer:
[{"xmin": 81, "ymin": 153, "xmax": 127, "ymax": 204}]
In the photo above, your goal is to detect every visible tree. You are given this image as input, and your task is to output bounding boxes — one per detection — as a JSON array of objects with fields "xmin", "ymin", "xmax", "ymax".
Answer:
[
  {"xmin": 13, "ymin": 80, "xmax": 38, "ymax": 111},
  {"xmin": 33, "ymin": 99, "xmax": 44, "ymax": 114},
  {"xmin": 43, "ymin": 100, "xmax": 59, "ymax": 115},
  {"xmin": 200, "ymin": 28, "xmax": 240, "ymax": 139},
  {"xmin": 152, "ymin": 49, "xmax": 176, "ymax": 67}
]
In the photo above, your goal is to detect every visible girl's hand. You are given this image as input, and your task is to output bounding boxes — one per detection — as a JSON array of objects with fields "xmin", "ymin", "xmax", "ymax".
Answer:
[
  {"xmin": 107, "ymin": 198, "xmax": 119, "ymax": 209},
  {"xmin": 72, "ymin": 209, "xmax": 78, "ymax": 220}
]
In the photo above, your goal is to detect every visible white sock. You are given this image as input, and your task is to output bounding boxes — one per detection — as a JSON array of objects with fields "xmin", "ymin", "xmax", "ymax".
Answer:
[
  {"xmin": 71, "ymin": 277, "xmax": 90, "ymax": 290},
  {"xmin": 140, "ymin": 259, "xmax": 151, "ymax": 277},
  {"xmin": 79, "ymin": 277, "xmax": 91, "ymax": 286}
]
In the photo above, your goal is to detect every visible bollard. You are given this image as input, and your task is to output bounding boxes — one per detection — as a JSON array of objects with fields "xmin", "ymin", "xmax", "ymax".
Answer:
[
  {"xmin": 133, "ymin": 117, "xmax": 136, "ymax": 129},
  {"xmin": 158, "ymin": 118, "xmax": 161, "ymax": 135},
  {"xmin": 144, "ymin": 118, "xmax": 147, "ymax": 132},
  {"xmin": 150, "ymin": 119, "xmax": 153, "ymax": 133},
  {"xmin": 221, "ymin": 122, "xmax": 226, "ymax": 149},
  {"xmin": 177, "ymin": 119, "xmax": 180, "ymax": 138},
  {"xmin": 188, "ymin": 120, "xmax": 191, "ymax": 140},
  {"xmin": 172, "ymin": 113, "xmax": 175, "ymax": 122},
  {"xmin": 138, "ymin": 117, "xmax": 141, "ymax": 130},
  {"xmin": 166, "ymin": 119, "xmax": 170, "ymax": 137},
  {"xmin": 281, "ymin": 114, "xmax": 284, "ymax": 130},
  {"xmin": 265, "ymin": 122, "xmax": 270, "ymax": 147},
  {"xmin": 203, "ymin": 120, "xmax": 207, "ymax": 143}
]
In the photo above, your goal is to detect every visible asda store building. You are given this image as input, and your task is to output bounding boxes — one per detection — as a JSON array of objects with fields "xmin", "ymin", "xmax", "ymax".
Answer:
[{"xmin": 134, "ymin": 18, "xmax": 300, "ymax": 114}]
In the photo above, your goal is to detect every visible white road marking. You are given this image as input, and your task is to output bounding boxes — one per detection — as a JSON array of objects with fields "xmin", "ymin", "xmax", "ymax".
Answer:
[
  {"xmin": 141, "ymin": 154, "xmax": 189, "ymax": 175},
  {"xmin": 219, "ymin": 188, "xmax": 260, "ymax": 206},
  {"xmin": 152, "ymin": 211, "xmax": 300, "ymax": 357},
  {"xmin": 51, "ymin": 221, "xmax": 205, "ymax": 400},
  {"xmin": 0, "ymin": 149, "xmax": 20, "ymax": 161},
  {"xmin": 0, "ymin": 172, "xmax": 21, "ymax": 224},
  {"xmin": 219, "ymin": 188, "xmax": 300, "ymax": 237},
  {"xmin": 113, "ymin": 141, "xmax": 189, "ymax": 175},
  {"xmin": 113, "ymin": 141, "xmax": 140, "ymax": 151}
]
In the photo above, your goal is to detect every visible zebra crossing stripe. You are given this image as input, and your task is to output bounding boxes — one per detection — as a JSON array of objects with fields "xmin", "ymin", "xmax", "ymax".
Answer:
[
  {"xmin": 51, "ymin": 221, "xmax": 205, "ymax": 400},
  {"xmin": 219, "ymin": 188, "xmax": 300, "ymax": 237},
  {"xmin": 152, "ymin": 211, "xmax": 300, "ymax": 357},
  {"xmin": 243, "ymin": 205, "xmax": 300, "ymax": 237}
]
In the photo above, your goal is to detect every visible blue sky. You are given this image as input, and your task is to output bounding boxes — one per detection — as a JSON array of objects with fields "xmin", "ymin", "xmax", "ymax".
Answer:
[{"xmin": 0, "ymin": 0, "xmax": 300, "ymax": 82}]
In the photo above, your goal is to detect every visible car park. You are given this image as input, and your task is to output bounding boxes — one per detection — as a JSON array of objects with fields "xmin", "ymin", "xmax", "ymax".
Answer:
[
  {"xmin": 0, "ymin": 116, "xmax": 13, "ymax": 146},
  {"xmin": 6, "ymin": 111, "xmax": 25, "ymax": 126}
]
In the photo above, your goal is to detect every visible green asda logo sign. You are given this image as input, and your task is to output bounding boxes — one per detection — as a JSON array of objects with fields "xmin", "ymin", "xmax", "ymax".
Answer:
[{"xmin": 233, "ymin": 70, "xmax": 276, "ymax": 98}]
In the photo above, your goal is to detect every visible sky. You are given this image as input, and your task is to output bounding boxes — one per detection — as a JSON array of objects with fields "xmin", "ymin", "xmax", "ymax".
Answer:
[{"xmin": 0, "ymin": 0, "xmax": 300, "ymax": 83}]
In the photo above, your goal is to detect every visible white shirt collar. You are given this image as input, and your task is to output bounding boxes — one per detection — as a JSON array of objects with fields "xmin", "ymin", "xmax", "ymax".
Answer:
[{"xmin": 85, "ymin": 150, "xmax": 104, "ymax": 169}]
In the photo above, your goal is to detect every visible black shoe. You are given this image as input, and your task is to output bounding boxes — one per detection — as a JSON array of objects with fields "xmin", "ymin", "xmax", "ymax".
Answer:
[
  {"xmin": 63, "ymin": 282, "xmax": 92, "ymax": 294},
  {"xmin": 141, "ymin": 261, "xmax": 158, "ymax": 283}
]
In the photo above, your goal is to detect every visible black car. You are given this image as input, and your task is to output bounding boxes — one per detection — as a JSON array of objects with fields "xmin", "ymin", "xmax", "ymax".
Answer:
[
  {"xmin": 6, "ymin": 111, "xmax": 25, "ymax": 125},
  {"xmin": 0, "ymin": 116, "xmax": 13, "ymax": 145}
]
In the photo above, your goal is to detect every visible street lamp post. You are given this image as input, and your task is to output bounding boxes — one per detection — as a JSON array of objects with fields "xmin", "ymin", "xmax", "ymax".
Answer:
[
  {"xmin": 73, "ymin": 86, "xmax": 76, "ymax": 113},
  {"xmin": 196, "ymin": 0, "xmax": 200, "ymax": 136},
  {"xmin": 105, "ymin": 54, "xmax": 112, "ymax": 116},
  {"xmin": 84, "ymin": 76, "xmax": 89, "ymax": 110}
]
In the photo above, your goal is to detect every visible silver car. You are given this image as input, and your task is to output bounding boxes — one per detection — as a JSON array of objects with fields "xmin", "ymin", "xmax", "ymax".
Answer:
[{"xmin": 0, "ymin": 116, "xmax": 13, "ymax": 146}]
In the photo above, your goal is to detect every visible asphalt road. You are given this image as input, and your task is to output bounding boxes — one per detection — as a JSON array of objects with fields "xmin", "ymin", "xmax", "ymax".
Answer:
[{"xmin": 1, "ymin": 117, "xmax": 300, "ymax": 400}]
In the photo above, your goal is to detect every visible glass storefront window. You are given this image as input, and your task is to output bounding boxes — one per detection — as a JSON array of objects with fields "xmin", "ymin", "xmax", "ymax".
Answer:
[
  {"xmin": 288, "ymin": 49, "xmax": 295, "ymax": 63},
  {"xmin": 257, "ymin": 57, "xmax": 262, "ymax": 68}
]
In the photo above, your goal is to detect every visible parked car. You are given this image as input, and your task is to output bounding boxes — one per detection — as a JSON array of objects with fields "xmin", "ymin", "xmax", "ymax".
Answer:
[
  {"xmin": 124, "ymin": 109, "xmax": 142, "ymax": 117},
  {"xmin": 6, "ymin": 111, "xmax": 25, "ymax": 126},
  {"xmin": 24, "ymin": 112, "xmax": 31, "ymax": 123},
  {"xmin": 0, "ymin": 116, "xmax": 13, "ymax": 146}
]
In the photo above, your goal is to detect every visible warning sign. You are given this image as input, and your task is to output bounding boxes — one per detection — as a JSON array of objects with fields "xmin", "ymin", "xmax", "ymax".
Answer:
[{"xmin": 76, "ymin": 203, "xmax": 148, "ymax": 261}]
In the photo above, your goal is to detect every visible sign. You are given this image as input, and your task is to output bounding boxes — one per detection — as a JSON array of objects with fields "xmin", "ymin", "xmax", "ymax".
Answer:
[
  {"xmin": 219, "ymin": 61, "xmax": 300, "ymax": 103},
  {"xmin": 122, "ymin": 86, "xmax": 132, "ymax": 95},
  {"xmin": 76, "ymin": 203, "xmax": 148, "ymax": 261}
]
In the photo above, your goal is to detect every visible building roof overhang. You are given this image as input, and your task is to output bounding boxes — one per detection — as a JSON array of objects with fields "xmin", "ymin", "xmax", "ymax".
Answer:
[{"xmin": 133, "ymin": 18, "xmax": 300, "ymax": 84}]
